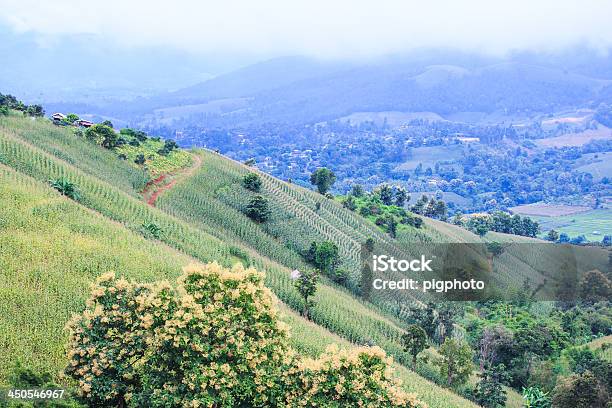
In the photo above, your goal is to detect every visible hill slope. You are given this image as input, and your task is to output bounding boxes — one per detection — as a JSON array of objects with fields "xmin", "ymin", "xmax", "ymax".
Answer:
[{"xmin": 0, "ymin": 114, "xmax": 481, "ymax": 407}]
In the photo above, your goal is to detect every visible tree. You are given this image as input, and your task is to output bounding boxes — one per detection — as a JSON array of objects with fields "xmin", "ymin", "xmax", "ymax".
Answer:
[
  {"xmin": 473, "ymin": 364, "xmax": 508, "ymax": 408},
  {"xmin": 245, "ymin": 195, "xmax": 271, "ymax": 223},
  {"xmin": 486, "ymin": 241, "xmax": 505, "ymax": 257},
  {"xmin": 402, "ymin": 325, "xmax": 428, "ymax": 367},
  {"xmin": 579, "ymin": 270, "xmax": 612, "ymax": 302},
  {"xmin": 467, "ymin": 215, "xmax": 491, "ymax": 237},
  {"xmin": 376, "ymin": 184, "xmax": 394, "ymax": 205},
  {"xmin": 294, "ymin": 269, "xmax": 319, "ymax": 320},
  {"xmin": 101, "ymin": 120, "xmax": 113, "ymax": 128},
  {"xmin": 49, "ymin": 178, "xmax": 80, "ymax": 201},
  {"xmin": 65, "ymin": 113, "xmax": 80, "ymax": 124},
  {"xmin": 342, "ymin": 195, "xmax": 357, "ymax": 211},
  {"xmin": 395, "ymin": 187, "xmax": 409, "ymax": 207},
  {"xmin": 306, "ymin": 241, "xmax": 340, "ymax": 275},
  {"xmin": 25, "ymin": 104, "xmax": 44, "ymax": 117},
  {"xmin": 0, "ymin": 105, "xmax": 9, "ymax": 116},
  {"xmin": 438, "ymin": 338, "xmax": 473, "ymax": 386},
  {"xmin": 546, "ymin": 229, "xmax": 559, "ymax": 242},
  {"xmin": 242, "ymin": 172, "xmax": 262, "ymax": 192},
  {"xmin": 452, "ymin": 211, "xmax": 464, "ymax": 226},
  {"xmin": 434, "ymin": 200, "xmax": 447, "ymax": 220},
  {"xmin": 478, "ymin": 325, "xmax": 515, "ymax": 370},
  {"xmin": 411, "ymin": 304, "xmax": 437, "ymax": 340},
  {"xmin": 85, "ymin": 124, "xmax": 119, "ymax": 149},
  {"xmin": 351, "ymin": 184, "xmax": 365, "ymax": 197},
  {"xmin": 310, "ymin": 167, "xmax": 336, "ymax": 194},
  {"xmin": 552, "ymin": 371, "xmax": 609, "ymax": 408}
]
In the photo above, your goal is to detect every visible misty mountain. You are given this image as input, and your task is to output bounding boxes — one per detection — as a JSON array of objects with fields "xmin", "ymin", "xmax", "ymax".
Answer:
[{"xmin": 120, "ymin": 49, "xmax": 611, "ymax": 128}]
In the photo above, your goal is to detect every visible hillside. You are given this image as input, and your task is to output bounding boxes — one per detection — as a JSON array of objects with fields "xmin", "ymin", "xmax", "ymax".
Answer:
[
  {"xmin": 1, "ymin": 113, "xmax": 609, "ymax": 407},
  {"xmin": 0, "ymin": 113, "xmax": 481, "ymax": 407}
]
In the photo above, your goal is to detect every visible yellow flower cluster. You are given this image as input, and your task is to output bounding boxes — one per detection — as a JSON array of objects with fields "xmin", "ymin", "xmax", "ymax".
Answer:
[{"xmin": 66, "ymin": 262, "xmax": 424, "ymax": 408}]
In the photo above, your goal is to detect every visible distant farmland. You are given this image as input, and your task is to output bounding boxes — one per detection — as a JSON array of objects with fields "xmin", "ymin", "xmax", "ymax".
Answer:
[
  {"xmin": 510, "ymin": 203, "xmax": 591, "ymax": 217},
  {"xmin": 535, "ymin": 126, "xmax": 612, "ymax": 147},
  {"xmin": 528, "ymin": 209, "xmax": 612, "ymax": 241},
  {"xmin": 575, "ymin": 152, "xmax": 612, "ymax": 181}
]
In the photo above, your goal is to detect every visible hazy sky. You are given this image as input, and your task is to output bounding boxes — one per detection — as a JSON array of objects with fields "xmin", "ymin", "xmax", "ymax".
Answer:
[{"xmin": 1, "ymin": 0, "xmax": 612, "ymax": 59}]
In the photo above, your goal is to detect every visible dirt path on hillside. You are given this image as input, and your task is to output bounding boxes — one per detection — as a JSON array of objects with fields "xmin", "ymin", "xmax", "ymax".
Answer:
[{"xmin": 143, "ymin": 153, "xmax": 202, "ymax": 206}]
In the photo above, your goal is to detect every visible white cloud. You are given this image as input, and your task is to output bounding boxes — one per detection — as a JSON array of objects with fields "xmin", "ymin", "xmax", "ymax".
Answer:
[{"xmin": 1, "ymin": 0, "xmax": 611, "ymax": 58}]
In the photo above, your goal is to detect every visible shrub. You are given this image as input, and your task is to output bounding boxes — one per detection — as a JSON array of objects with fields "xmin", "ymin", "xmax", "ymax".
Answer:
[
  {"xmin": 551, "ymin": 371, "xmax": 609, "ymax": 408},
  {"xmin": 49, "ymin": 177, "xmax": 80, "ymax": 201},
  {"xmin": 242, "ymin": 172, "xmax": 263, "ymax": 192},
  {"xmin": 285, "ymin": 344, "xmax": 424, "ymax": 408},
  {"xmin": 522, "ymin": 386, "xmax": 551, "ymax": 408},
  {"xmin": 8, "ymin": 361, "xmax": 83, "ymax": 407},
  {"xmin": 245, "ymin": 195, "xmax": 271, "ymax": 223},
  {"xmin": 66, "ymin": 263, "xmax": 424, "ymax": 407},
  {"xmin": 142, "ymin": 222, "xmax": 162, "ymax": 239}
]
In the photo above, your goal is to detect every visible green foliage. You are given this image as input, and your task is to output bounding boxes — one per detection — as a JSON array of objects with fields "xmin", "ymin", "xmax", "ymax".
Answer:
[
  {"xmin": 351, "ymin": 184, "xmax": 364, "ymax": 197},
  {"xmin": 545, "ymin": 229, "xmax": 559, "ymax": 242},
  {"xmin": 0, "ymin": 105, "xmax": 9, "ymax": 116},
  {"xmin": 437, "ymin": 338, "xmax": 473, "ymax": 387},
  {"xmin": 142, "ymin": 222, "xmax": 162, "ymax": 239},
  {"xmin": 579, "ymin": 269, "xmax": 612, "ymax": 302},
  {"xmin": 49, "ymin": 178, "xmax": 80, "ymax": 201},
  {"xmin": 522, "ymin": 386, "xmax": 551, "ymax": 408},
  {"xmin": 0, "ymin": 117, "xmax": 480, "ymax": 408},
  {"xmin": 85, "ymin": 124, "xmax": 118, "ymax": 149},
  {"xmin": 472, "ymin": 364, "xmax": 508, "ymax": 408},
  {"xmin": 485, "ymin": 241, "xmax": 504, "ymax": 257},
  {"xmin": 294, "ymin": 269, "xmax": 319, "ymax": 320},
  {"xmin": 242, "ymin": 172, "xmax": 263, "ymax": 192},
  {"xmin": 65, "ymin": 113, "xmax": 79, "ymax": 124},
  {"xmin": 466, "ymin": 215, "xmax": 490, "ymax": 237},
  {"xmin": 245, "ymin": 195, "xmax": 271, "ymax": 223},
  {"xmin": 134, "ymin": 153, "xmax": 146, "ymax": 165},
  {"xmin": 305, "ymin": 241, "xmax": 340, "ymax": 276},
  {"xmin": 310, "ymin": 167, "xmax": 336, "ymax": 194},
  {"xmin": 551, "ymin": 371, "xmax": 609, "ymax": 408},
  {"xmin": 5, "ymin": 362, "xmax": 82, "ymax": 407},
  {"xmin": 402, "ymin": 325, "xmax": 428, "ymax": 367}
]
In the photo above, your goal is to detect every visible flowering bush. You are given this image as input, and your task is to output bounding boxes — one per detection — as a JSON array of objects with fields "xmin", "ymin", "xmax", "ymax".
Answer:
[
  {"xmin": 285, "ymin": 344, "xmax": 424, "ymax": 408},
  {"xmin": 66, "ymin": 262, "xmax": 423, "ymax": 407}
]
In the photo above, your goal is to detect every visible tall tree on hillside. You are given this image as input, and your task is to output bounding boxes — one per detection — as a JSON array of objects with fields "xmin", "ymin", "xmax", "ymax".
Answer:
[
  {"xmin": 294, "ymin": 269, "xmax": 319, "ymax": 320},
  {"xmin": 438, "ymin": 338, "xmax": 474, "ymax": 386},
  {"xmin": 394, "ymin": 187, "xmax": 409, "ymax": 207},
  {"xmin": 245, "ymin": 195, "xmax": 271, "ymax": 223},
  {"xmin": 402, "ymin": 325, "xmax": 428, "ymax": 368},
  {"xmin": 310, "ymin": 167, "xmax": 336, "ymax": 194}
]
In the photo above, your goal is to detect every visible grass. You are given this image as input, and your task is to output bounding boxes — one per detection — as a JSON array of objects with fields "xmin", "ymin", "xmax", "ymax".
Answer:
[
  {"xmin": 0, "ymin": 114, "xmax": 482, "ymax": 406},
  {"xmin": 0, "ymin": 166, "xmax": 476, "ymax": 408},
  {"xmin": 575, "ymin": 151, "xmax": 612, "ymax": 181},
  {"xmin": 5, "ymin": 114, "xmax": 604, "ymax": 406},
  {"xmin": 586, "ymin": 335, "xmax": 612, "ymax": 362},
  {"xmin": 530, "ymin": 209, "xmax": 612, "ymax": 241}
]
